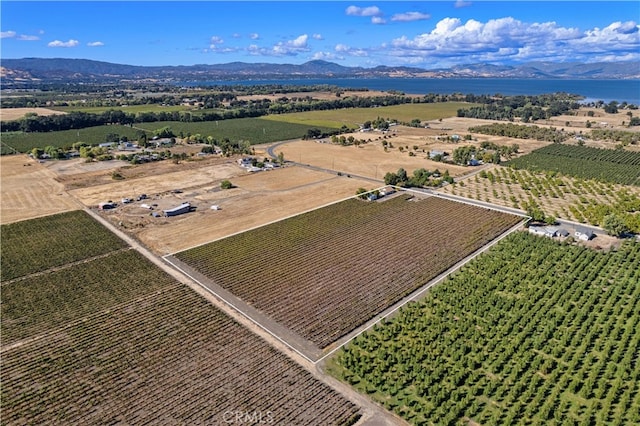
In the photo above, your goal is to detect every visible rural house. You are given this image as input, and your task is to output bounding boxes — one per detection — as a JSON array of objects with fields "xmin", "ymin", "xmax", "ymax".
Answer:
[{"xmin": 575, "ymin": 227, "xmax": 595, "ymax": 241}]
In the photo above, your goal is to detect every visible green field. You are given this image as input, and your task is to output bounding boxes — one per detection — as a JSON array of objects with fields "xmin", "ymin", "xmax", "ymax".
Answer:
[
  {"xmin": 1, "ymin": 210, "xmax": 127, "ymax": 281},
  {"xmin": 505, "ymin": 144, "xmax": 640, "ymax": 186},
  {"xmin": 133, "ymin": 117, "xmax": 341, "ymax": 144},
  {"xmin": 0, "ymin": 125, "xmax": 148, "ymax": 153},
  {"xmin": 262, "ymin": 102, "xmax": 477, "ymax": 127},
  {"xmin": 329, "ymin": 232, "xmax": 640, "ymax": 424}
]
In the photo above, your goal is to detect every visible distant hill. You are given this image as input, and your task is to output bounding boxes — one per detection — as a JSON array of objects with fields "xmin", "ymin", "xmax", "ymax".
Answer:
[{"xmin": 1, "ymin": 58, "xmax": 638, "ymax": 86}]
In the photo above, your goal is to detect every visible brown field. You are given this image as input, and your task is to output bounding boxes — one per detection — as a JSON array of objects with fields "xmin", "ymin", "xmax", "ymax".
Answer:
[
  {"xmin": 174, "ymin": 193, "xmax": 524, "ymax": 351},
  {"xmin": 0, "ymin": 155, "xmax": 82, "ymax": 224},
  {"xmin": 275, "ymin": 122, "xmax": 555, "ymax": 182},
  {"xmin": 50, "ymin": 155, "xmax": 235, "ymax": 190},
  {"xmin": 87, "ymin": 165, "xmax": 371, "ymax": 255},
  {"xmin": 0, "ymin": 107, "xmax": 66, "ymax": 121},
  {"xmin": 278, "ymin": 133, "xmax": 468, "ymax": 179},
  {"xmin": 68, "ymin": 160, "xmax": 241, "ymax": 206},
  {"xmin": 1, "ymin": 213, "xmax": 361, "ymax": 425}
]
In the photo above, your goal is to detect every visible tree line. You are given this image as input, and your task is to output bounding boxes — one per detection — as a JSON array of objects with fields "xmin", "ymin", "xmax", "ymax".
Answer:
[{"xmin": 468, "ymin": 123, "xmax": 568, "ymax": 143}]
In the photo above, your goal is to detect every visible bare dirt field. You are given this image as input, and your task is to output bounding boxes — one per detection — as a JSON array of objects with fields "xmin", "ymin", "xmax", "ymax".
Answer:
[
  {"xmin": 0, "ymin": 107, "xmax": 66, "ymax": 121},
  {"xmin": 68, "ymin": 161, "xmax": 241, "ymax": 206},
  {"xmin": 44, "ymin": 157, "xmax": 130, "ymax": 176},
  {"xmin": 92, "ymin": 165, "xmax": 371, "ymax": 255},
  {"xmin": 274, "ymin": 122, "xmax": 550, "ymax": 181},
  {"xmin": 53, "ymin": 155, "xmax": 235, "ymax": 190},
  {"xmin": 0, "ymin": 155, "xmax": 82, "ymax": 224}
]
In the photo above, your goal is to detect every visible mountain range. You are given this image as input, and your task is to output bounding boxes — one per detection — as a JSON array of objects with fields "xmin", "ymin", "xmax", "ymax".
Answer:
[{"xmin": 1, "ymin": 58, "xmax": 639, "ymax": 86}]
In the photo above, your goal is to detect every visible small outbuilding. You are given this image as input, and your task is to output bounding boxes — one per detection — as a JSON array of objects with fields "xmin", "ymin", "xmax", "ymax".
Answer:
[{"xmin": 164, "ymin": 202, "xmax": 191, "ymax": 217}]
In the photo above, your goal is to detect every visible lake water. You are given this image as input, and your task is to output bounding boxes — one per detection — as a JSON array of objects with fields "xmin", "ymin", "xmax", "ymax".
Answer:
[{"xmin": 183, "ymin": 78, "xmax": 640, "ymax": 104}]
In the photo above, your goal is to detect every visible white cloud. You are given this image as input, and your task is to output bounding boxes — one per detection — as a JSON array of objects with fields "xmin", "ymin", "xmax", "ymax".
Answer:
[
  {"xmin": 232, "ymin": 33, "xmax": 241, "ymax": 39},
  {"xmin": 289, "ymin": 34, "xmax": 308, "ymax": 48},
  {"xmin": 311, "ymin": 51, "xmax": 343, "ymax": 61},
  {"xmin": 334, "ymin": 44, "xmax": 369, "ymax": 58},
  {"xmin": 576, "ymin": 21, "xmax": 639, "ymax": 50},
  {"xmin": 1, "ymin": 31, "xmax": 17, "ymax": 38},
  {"xmin": 312, "ymin": 33, "xmax": 323, "ymax": 40},
  {"xmin": 391, "ymin": 12, "xmax": 431, "ymax": 23},
  {"xmin": 371, "ymin": 16, "xmax": 386, "ymax": 25},
  {"xmin": 210, "ymin": 36, "xmax": 224, "ymax": 45},
  {"xmin": 247, "ymin": 44, "xmax": 261, "ymax": 55},
  {"xmin": 48, "ymin": 39, "xmax": 79, "ymax": 48},
  {"xmin": 250, "ymin": 33, "xmax": 259, "ymax": 40},
  {"xmin": 386, "ymin": 17, "xmax": 640, "ymax": 66},
  {"xmin": 247, "ymin": 34, "xmax": 311, "ymax": 57},
  {"xmin": 87, "ymin": 41, "xmax": 104, "ymax": 47},
  {"xmin": 454, "ymin": 0, "xmax": 472, "ymax": 8},
  {"xmin": 346, "ymin": 5, "xmax": 381, "ymax": 17},
  {"xmin": 17, "ymin": 34, "xmax": 40, "ymax": 41}
]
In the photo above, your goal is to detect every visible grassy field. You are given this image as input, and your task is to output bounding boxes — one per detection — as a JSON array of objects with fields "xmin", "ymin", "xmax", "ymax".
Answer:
[
  {"xmin": 1, "ymin": 210, "xmax": 361, "ymax": 424},
  {"xmin": 0, "ymin": 125, "xmax": 149, "ymax": 153},
  {"xmin": 262, "ymin": 102, "xmax": 477, "ymax": 127},
  {"xmin": 328, "ymin": 232, "xmax": 640, "ymax": 425},
  {"xmin": 133, "ymin": 117, "xmax": 340, "ymax": 144}
]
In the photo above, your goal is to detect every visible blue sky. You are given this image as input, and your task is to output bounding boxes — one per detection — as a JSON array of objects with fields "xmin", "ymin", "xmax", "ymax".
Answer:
[{"xmin": 1, "ymin": 1, "xmax": 639, "ymax": 68}]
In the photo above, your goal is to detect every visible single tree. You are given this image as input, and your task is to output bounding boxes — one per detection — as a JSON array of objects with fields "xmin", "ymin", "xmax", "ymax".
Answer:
[{"xmin": 602, "ymin": 214, "xmax": 628, "ymax": 237}]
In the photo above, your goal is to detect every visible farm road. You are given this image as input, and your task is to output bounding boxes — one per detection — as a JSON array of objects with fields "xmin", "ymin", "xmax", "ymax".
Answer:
[{"xmin": 83, "ymin": 207, "xmax": 406, "ymax": 426}]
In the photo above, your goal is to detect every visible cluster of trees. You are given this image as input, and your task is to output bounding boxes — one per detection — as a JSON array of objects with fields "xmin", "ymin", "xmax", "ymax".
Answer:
[
  {"xmin": 361, "ymin": 117, "xmax": 394, "ymax": 131},
  {"xmin": 304, "ymin": 125, "xmax": 353, "ymax": 140},
  {"xmin": 329, "ymin": 133, "xmax": 370, "ymax": 147},
  {"xmin": 590, "ymin": 129, "xmax": 640, "ymax": 146},
  {"xmin": 383, "ymin": 167, "xmax": 454, "ymax": 188},
  {"xmin": 457, "ymin": 93, "xmax": 581, "ymax": 122},
  {"xmin": 469, "ymin": 123, "xmax": 568, "ymax": 143},
  {"xmin": 438, "ymin": 142, "xmax": 519, "ymax": 166}
]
